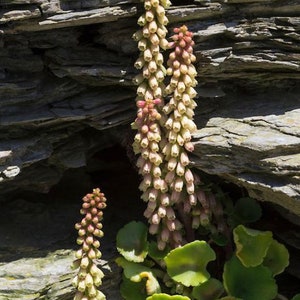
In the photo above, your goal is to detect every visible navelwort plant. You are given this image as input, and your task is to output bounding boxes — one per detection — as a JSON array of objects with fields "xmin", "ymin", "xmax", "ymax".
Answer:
[{"xmin": 71, "ymin": 0, "xmax": 300, "ymax": 299}]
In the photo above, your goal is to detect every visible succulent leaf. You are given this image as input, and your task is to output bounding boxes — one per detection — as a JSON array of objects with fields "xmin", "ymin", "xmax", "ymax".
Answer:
[
  {"xmin": 223, "ymin": 255, "xmax": 277, "ymax": 300},
  {"xmin": 263, "ymin": 239, "xmax": 289, "ymax": 276},
  {"xmin": 116, "ymin": 221, "xmax": 149, "ymax": 262},
  {"xmin": 164, "ymin": 240, "xmax": 216, "ymax": 287},
  {"xmin": 233, "ymin": 225, "xmax": 273, "ymax": 267}
]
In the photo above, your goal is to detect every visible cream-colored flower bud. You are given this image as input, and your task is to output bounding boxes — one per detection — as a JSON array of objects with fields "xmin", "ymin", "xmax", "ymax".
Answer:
[
  {"xmin": 144, "ymin": 0, "xmax": 152, "ymax": 10},
  {"xmin": 143, "ymin": 63, "xmax": 151, "ymax": 79},
  {"xmin": 152, "ymin": 166, "xmax": 161, "ymax": 177},
  {"xmin": 186, "ymin": 107, "xmax": 195, "ymax": 118},
  {"xmin": 78, "ymin": 279, "xmax": 86, "ymax": 292},
  {"xmin": 173, "ymin": 68, "xmax": 181, "ymax": 78},
  {"xmin": 183, "ymin": 74, "xmax": 193, "ymax": 87},
  {"xmin": 141, "ymin": 149, "xmax": 149, "ymax": 159},
  {"xmin": 188, "ymin": 65, "xmax": 197, "ymax": 77},
  {"xmin": 151, "ymin": 44, "xmax": 160, "ymax": 55},
  {"xmin": 168, "ymin": 157, "xmax": 177, "ymax": 171},
  {"xmin": 174, "ymin": 177, "xmax": 184, "ymax": 192},
  {"xmin": 157, "ymin": 27, "xmax": 166, "ymax": 38},
  {"xmin": 137, "ymin": 82, "xmax": 147, "ymax": 96},
  {"xmin": 158, "ymin": 15, "xmax": 168, "ymax": 26},
  {"xmin": 145, "ymin": 10, "xmax": 155, "ymax": 22},
  {"xmin": 155, "ymin": 5, "xmax": 165, "ymax": 16},
  {"xmin": 142, "ymin": 161, "xmax": 151, "ymax": 174},
  {"xmin": 144, "ymin": 88, "xmax": 154, "ymax": 99},
  {"xmin": 143, "ymin": 26, "xmax": 150, "ymax": 38},
  {"xmin": 181, "ymin": 128, "xmax": 191, "ymax": 142},
  {"xmin": 172, "ymin": 120, "xmax": 181, "ymax": 133},
  {"xmin": 138, "ymin": 38, "xmax": 148, "ymax": 51},
  {"xmin": 176, "ymin": 161, "xmax": 185, "ymax": 176},
  {"xmin": 140, "ymin": 137, "xmax": 149, "ymax": 148},
  {"xmin": 80, "ymin": 256, "xmax": 90, "ymax": 269},
  {"xmin": 88, "ymin": 285, "xmax": 97, "ymax": 297},
  {"xmin": 168, "ymin": 130, "xmax": 177, "ymax": 143},
  {"xmin": 134, "ymin": 56, "xmax": 145, "ymax": 69},
  {"xmin": 159, "ymin": 38, "xmax": 169, "ymax": 49},
  {"xmin": 137, "ymin": 14, "xmax": 147, "ymax": 26},
  {"xmin": 149, "ymin": 188, "xmax": 158, "ymax": 201},
  {"xmin": 165, "ymin": 117, "xmax": 173, "ymax": 130},
  {"xmin": 171, "ymin": 143, "xmax": 180, "ymax": 157},
  {"xmin": 177, "ymin": 134, "xmax": 184, "ymax": 146},
  {"xmin": 132, "ymin": 30, "xmax": 143, "ymax": 41},
  {"xmin": 182, "ymin": 93, "xmax": 191, "ymax": 105},
  {"xmin": 153, "ymin": 177, "xmax": 162, "ymax": 189},
  {"xmin": 149, "ymin": 75, "xmax": 158, "ymax": 89},
  {"xmin": 155, "ymin": 70, "xmax": 164, "ymax": 82},
  {"xmin": 186, "ymin": 86, "xmax": 197, "ymax": 98},
  {"xmin": 85, "ymin": 273, "xmax": 94, "ymax": 287},
  {"xmin": 155, "ymin": 52, "xmax": 164, "ymax": 65},
  {"xmin": 148, "ymin": 20, "xmax": 158, "ymax": 33},
  {"xmin": 152, "ymin": 213, "xmax": 161, "ymax": 224},
  {"xmin": 179, "ymin": 63, "xmax": 188, "ymax": 74},
  {"xmin": 72, "ymin": 275, "xmax": 79, "ymax": 287},
  {"xmin": 150, "ymin": 33, "xmax": 159, "ymax": 45},
  {"xmin": 170, "ymin": 77, "xmax": 179, "ymax": 89},
  {"xmin": 93, "ymin": 274, "xmax": 103, "ymax": 287},
  {"xmin": 148, "ymin": 60, "xmax": 157, "ymax": 73},
  {"xmin": 186, "ymin": 181, "xmax": 195, "ymax": 194},
  {"xmin": 154, "ymin": 86, "xmax": 162, "ymax": 98},
  {"xmin": 76, "ymin": 236, "xmax": 84, "ymax": 245},
  {"xmin": 180, "ymin": 151, "xmax": 190, "ymax": 166},
  {"xmin": 76, "ymin": 249, "xmax": 84, "ymax": 259},
  {"xmin": 178, "ymin": 101, "xmax": 186, "ymax": 114},
  {"xmin": 162, "ymin": 143, "xmax": 171, "ymax": 156},
  {"xmin": 161, "ymin": 193, "xmax": 170, "ymax": 206},
  {"xmin": 166, "ymin": 219, "xmax": 176, "ymax": 231},
  {"xmin": 177, "ymin": 81, "xmax": 186, "ymax": 93},
  {"xmin": 144, "ymin": 49, "xmax": 153, "ymax": 62},
  {"xmin": 158, "ymin": 205, "xmax": 166, "ymax": 217},
  {"xmin": 174, "ymin": 109, "xmax": 182, "ymax": 120}
]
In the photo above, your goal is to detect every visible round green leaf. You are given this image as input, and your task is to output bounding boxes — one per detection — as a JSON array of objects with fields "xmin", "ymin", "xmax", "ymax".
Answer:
[
  {"xmin": 263, "ymin": 239, "xmax": 289, "ymax": 275},
  {"xmin": 291, "ymin": 294, "xmax": 300, "ymax": 300},
  {"xmin": 223, "ymin": 255, "xmax": 277, "ymax": 300},
  {"xmin": 233, "ymin": 225, "xmax": 273, "ymax": 267},
  {"xmin": 146, "ymin": 293, "xmax": 190, "ymax": 300},
  {"xmin": 233, "ymin": 197, "xmax": 262, "ymax": 224},
  {"xmin": 165, "ymin": 240, "xmax": 216, "ymax": 287},
  {"xmin": 192, "ymin": 278, "xmax": 224, "ymax": 300},
  {"xmin": 117, "ymin": 221, "xmax": 149, "ymax": 262}
]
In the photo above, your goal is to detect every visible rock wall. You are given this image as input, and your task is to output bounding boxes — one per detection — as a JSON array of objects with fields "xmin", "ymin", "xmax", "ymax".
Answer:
[
  {"xmin": 0, "ymin": 0, "xmax": 300, "ymax": 298},
  {"xmin": 0, "ymin": 0, "xmax": 299, "ymax": 213}
]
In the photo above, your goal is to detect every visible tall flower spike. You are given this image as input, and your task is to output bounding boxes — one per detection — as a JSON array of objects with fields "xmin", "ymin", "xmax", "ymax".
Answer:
[
  {"xmin": 155, "ymin": 25, "xmax": 200, "ymax": 247},
  {"xmin": 72, "ymin": 188, "xmax": 106, "ymax": 300},
  {"xmin": 132, "ymin": 0, "xmax": 173, "ymax": 250}
]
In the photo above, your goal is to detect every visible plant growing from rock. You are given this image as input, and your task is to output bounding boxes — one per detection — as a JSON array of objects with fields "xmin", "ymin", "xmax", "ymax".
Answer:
[{"xmin": 72, "ymin": 188, "xmax": 106, "ymax": 300}]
